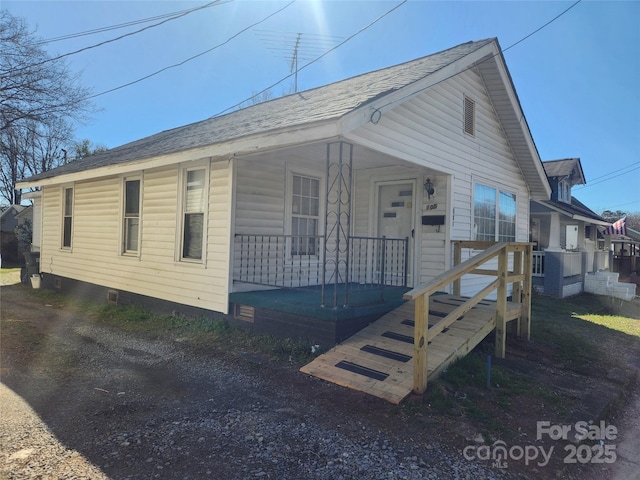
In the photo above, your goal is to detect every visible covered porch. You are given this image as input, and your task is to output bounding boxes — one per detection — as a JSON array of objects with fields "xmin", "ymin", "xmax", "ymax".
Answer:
[{"xmin": 229, "ymin": 139, "xmax": 449, "ymax": 344}]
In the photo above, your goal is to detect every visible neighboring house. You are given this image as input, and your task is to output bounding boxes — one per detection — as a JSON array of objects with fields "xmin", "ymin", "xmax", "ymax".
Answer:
[
  {"xmin": 17, "ymin": 38, "xmax": 550, "ymax": 345},
  {"xmin": 0, "ymin": 204, "xmax": 27, "ymax": 264},
  {"xmin": 530, "ymin": 158, "xmax": 611, "ymax": 298},
  {"xmin": 606, "ymin": 226, "xmax": 640, "ymax": 278}
]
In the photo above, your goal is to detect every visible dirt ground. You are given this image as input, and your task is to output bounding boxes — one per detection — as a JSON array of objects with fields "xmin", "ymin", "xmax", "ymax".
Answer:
[{"xmin": 1, "ymin": 276, "xmax": 639, "ymax": 479}]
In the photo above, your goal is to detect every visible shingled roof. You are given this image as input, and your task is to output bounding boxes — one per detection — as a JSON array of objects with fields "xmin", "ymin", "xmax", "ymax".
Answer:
[
  {"xmin": 20, "ymin": 39, "xmax": 495, "ymax": 184},
  {"xmin": 542, "ymin": 158, "xmax": 586, "ymax": 185}
]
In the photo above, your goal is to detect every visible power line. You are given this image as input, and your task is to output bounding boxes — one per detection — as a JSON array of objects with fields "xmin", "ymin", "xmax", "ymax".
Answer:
[
  {"xmin": 9, "ymin": 1, "xmax": 223, "ymax": 75},
  {"xmin": 574, "ymin": 161, "xmax": 640, "ymax": 186},
  {"xmin": 87, "ymin": 1, "xmax": 296, "ymax": 100},
  {"xmin": 33, "ymin": 2, "xmax": 231, "ymax": 45},
  {"xmin": 213, "ymin": 0, "xmax": 408, "ymax": 116},
  {"xmin": 369, "ymin": 0, "xmax": 582, "ymax": 118},
  {"xmin": 574, "ymin": 164, "xmax": 640, "ymax": 189}
]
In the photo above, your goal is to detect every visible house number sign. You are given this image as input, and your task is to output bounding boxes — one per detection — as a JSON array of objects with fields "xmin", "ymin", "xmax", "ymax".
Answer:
[{"xmin": 425, "ymin": 203, "xmax": 438, "ymax": 210}]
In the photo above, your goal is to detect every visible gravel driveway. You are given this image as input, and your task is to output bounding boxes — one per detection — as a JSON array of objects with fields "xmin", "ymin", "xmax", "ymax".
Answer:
[{"xmin": 1, "ymin": 280, "xmax": 636, "ymax": 479}]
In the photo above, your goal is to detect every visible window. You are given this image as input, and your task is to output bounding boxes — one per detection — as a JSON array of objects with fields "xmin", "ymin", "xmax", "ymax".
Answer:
[
  {"xmin": 474, "ymin": 183, "xmax": 516, "ymax": 242},
  {"xmin": 290, "ymin": 174, "xmax": 320, "ymax": 256},
  {"xmin": 464, "ymin": 95, "xmax": 475, "ymax": 136},
  {"xmin": 62, "ymin": 187, "xmax": 73, "ymax": 248},
  {"xmin": 181, "ymin": 167, "xmax": 207, "ymax": 261},
  {"xmin": 123, "ymin": 178, "xmax": 141, "ymax": 253}
]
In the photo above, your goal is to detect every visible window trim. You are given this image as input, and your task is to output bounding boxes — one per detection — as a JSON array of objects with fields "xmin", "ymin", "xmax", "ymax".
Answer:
[
  {"xmin": 176, "ymin": 162, "xmax": 210, "ymax": 264},
  {"xmin": 472, "ymin": 180, "xmax": 517, "ymax": 242},
  {"xmin": 121, "ymin": 175, "xmax": 142, "ymax": 256},
  {"xmin": 61, "ymin": 185, "xmax": 74, "ymax": 250},
  {"xmin": 284, "ymin": 166, "xmax": 324, "ymax": 260}
]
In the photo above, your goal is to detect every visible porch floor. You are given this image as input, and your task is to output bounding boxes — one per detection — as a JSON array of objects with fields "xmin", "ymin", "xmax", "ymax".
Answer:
[
  {"xmin": 300, "ymin": 294, "xmax": 523, "ymax": 404},
  {"xmin": 229, "ymin": 284, "xmax": 409, "ymax": 321}
]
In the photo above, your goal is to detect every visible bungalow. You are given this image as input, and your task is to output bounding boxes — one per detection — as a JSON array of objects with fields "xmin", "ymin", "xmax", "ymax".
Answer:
[
  {"xmin": 17, "ymin": 38, "xmax": 550, "ymax": 346},
  {"xmin": 530, "ymin": 158, "xmax": 611, "ymax": 298}
]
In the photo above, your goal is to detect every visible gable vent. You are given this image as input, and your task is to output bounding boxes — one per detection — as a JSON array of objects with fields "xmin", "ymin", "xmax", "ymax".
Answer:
[{"xmin": 464, "ymin": 96, "xmax": 475, "ymax": 136}]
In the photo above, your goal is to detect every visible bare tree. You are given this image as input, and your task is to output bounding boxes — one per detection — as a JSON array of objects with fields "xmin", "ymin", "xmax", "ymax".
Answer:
[{"xmin": 0, "ymin": 10, "xmax": 93, "ymax": 204}]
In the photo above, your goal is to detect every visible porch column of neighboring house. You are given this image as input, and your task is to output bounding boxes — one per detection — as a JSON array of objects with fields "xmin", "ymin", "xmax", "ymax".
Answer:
[
  {"xmin": 543, "ymin": 212, "xmax": 564, "ymax": 298},
  {"xmin": 546, "ymin": 212, "xmax": 563, "ymax": 252}
]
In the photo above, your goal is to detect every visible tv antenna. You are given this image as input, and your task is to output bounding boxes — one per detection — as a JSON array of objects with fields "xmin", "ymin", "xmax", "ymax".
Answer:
[{"xmin": 255, "ymin": 30, "xmax": 343, "ymax": 93}]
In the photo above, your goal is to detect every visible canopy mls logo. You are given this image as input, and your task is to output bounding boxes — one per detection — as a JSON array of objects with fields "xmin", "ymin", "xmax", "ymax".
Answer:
[{"xmin": 463, "ymin": 420, "xmax": 618, "ymax": 470}]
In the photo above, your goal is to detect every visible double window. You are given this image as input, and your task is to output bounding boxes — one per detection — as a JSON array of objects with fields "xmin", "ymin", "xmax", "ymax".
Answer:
[
  {"xmin": 474, "ymin": 183, "xmax": 516, "ymax": 242},
  {"xmin": 62, "ymin": 187, "xmax": 73, "ymax": 248},
  {"xmin": 180, "ymin": 167, "xmax": 208, "ymax": 261},
  {"xmin": 123, "ymin": 178, "xmax": 141, "ymax": 253},
  {"xmin": 290, "ymin": 173, "xmax": 320, "ymax": 256}
]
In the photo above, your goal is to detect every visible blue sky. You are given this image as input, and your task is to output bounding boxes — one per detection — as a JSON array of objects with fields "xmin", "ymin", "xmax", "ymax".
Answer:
[{"xmin": 5, "ymin": 0, "xmax": 639, "ymax": 215}]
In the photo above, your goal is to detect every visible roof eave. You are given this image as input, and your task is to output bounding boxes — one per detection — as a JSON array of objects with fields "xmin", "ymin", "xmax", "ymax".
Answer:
[{"xmin": 17, "ymin": 120, "xmax": 340, "ymax": 189}]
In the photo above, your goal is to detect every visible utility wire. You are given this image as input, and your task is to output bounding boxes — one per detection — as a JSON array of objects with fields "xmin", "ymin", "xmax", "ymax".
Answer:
[
  {"xmin": 33, "ymin": 2, "xmax": 231, "ymax": 45},
  {"xmin": 10, "ymin": 1, "xmax": 223, "ymax": 74},
  {"xmin": 213, "ymin": 0, "xmax": 408, "ymax": 116},
  {"xmin": 574, "ymin": 164, "xmax": 640, "ymax": 189},
  {"xmin": 574, "ymin": 161, "xmax": 640, "ymax": 186},
  {"xmin": 368, "ymin": 0, "xmax": 582, "ymax": 118},
  {"xmin": 87, "ymin": 1, "xmax": 296, "ymax": 99}
]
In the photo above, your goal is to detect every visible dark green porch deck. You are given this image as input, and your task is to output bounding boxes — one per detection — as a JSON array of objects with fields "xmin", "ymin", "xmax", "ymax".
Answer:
[{"xmin": 229, "ymin": 284, "xmax": 410, "ymax": 345}]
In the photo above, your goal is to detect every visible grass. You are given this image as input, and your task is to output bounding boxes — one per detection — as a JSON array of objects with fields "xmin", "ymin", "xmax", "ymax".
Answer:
[
  {"xmin": 72, "ymin": 299, "xmax": 317, "ymax": 364},
  {"xmin": 416, "ymin": 292, "xmax": 639, "ymax": 441}
]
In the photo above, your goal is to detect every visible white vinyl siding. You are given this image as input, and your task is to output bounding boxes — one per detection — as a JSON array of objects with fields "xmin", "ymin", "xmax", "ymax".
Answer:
[{"xmin": 38, "ymin": 160, "xmax": 232, "ymax": 314}]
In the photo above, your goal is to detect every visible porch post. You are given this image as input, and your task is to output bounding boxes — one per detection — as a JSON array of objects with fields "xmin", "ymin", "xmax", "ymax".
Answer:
[
  {"xmin": 519, "ymin": 244, "xmax": 533, "ymax": 341},
  {"xmin": 322, "ymin": 141, "xmax": 353, "ymax": 308},
  {"xmin": 413, "ymin": 294, "xmax": 429, "ymax": 394},
  {"xmin": 453, "ymin": 242, "xmax": 462, "ymax": 296},
  {"xmin": 495, "ymin": 246, "xmax": 508, "ymax": 359},
  {"xmin": 547, "ymin": 212, "xmax": 562, "ymax": 251},
  {"xmin": 512, "ymin": 249, "xmax": 523, "ymax": 337}
]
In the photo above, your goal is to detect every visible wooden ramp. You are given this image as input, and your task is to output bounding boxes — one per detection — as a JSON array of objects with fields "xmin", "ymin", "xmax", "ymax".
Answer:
[{"xmin": 300, "ymin": 294, "xmax": 522, "ymax": 404}]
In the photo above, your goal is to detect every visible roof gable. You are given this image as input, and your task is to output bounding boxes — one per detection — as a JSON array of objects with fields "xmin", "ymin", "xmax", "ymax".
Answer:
[{"xmin": 542, "ymin": 158, "xmax": 586, "ymax": 186}]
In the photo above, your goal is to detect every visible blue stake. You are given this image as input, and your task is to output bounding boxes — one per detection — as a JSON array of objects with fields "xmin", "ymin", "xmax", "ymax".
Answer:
[{"xmin": 487, "ymin": 355, "xmax": 492, "ymax": 389}]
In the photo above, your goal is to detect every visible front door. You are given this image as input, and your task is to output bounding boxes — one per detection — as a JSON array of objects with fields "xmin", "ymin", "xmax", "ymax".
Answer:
[{"xmin": 376, "ymin": 181, "xmax": 415, "ymax": 286}]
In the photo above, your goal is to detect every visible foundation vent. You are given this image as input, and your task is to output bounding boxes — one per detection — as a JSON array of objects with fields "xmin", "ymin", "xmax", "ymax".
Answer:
[
  {"xmin": 234, "ymin": 304, "xmax": 255, "ymax": 323},
  {"xmin": 107, "ymin": 290, "xmax": 119, "ymax": 305}
]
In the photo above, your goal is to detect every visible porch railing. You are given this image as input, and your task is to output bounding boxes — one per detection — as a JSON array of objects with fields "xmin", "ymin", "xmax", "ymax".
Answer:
[
  {"xmin": 404, "ymin": 241, "xmax": 533, "ymax": 394},
  {"xmin": 233, "ymin": 235, "xmax": 324, "ymax": 288},
  {"xmin": 233, "ymin": 234, "xmax": 409, "ymax": 293},
  {"xmin": 348, "ymin": 236, "xmax": 409, "ymax": 288}
]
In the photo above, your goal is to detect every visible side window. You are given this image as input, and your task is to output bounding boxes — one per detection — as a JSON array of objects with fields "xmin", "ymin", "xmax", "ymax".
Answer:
[
  {"xmin": 290, "ymin": 174, "xmax": 320, "ymax": 256},
  {"xmin": 62, "ymin": 186, "xmax": 73, "ymax": 248},
  {"xmin": 474, "ymin": 182, "xmax": 516, "ymax": 242},
  {"xmin": 123, "ymin": 178, "xmax": 141, "ymax": 253},
  {"xmin": 474, "ymin": 184, "xmax": 496, "ymax": 241},
  {"xmin": 181, "ymin": 167, "xmax": 207, "ymax": 261}
]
